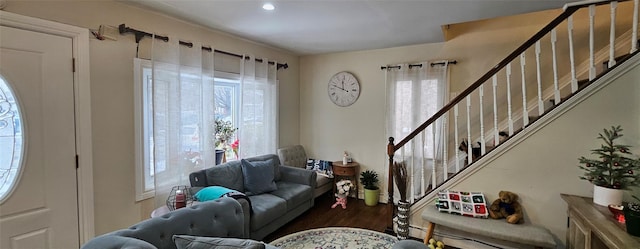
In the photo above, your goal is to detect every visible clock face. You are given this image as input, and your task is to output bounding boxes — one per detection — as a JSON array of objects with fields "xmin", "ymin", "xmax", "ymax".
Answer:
[{"xmin": 328, "ymin": 71, "xmax": 360, "ymax": 107}]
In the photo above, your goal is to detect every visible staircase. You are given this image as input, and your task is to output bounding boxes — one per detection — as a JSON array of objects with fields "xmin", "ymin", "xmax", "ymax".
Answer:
[{"xmin": 385, "ymin": 0, "xmax": 640, "ymax": 241}]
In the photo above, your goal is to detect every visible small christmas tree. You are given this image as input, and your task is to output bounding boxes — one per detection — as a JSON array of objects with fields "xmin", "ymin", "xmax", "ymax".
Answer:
[{"xmin": 578, "ymin": 125, "xmax": 640, "ymax": 189}]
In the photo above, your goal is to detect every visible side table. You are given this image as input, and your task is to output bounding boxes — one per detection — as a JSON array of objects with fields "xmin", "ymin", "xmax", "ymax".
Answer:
[
  {"xmin": 332, "ymin": 161, "xmax": 359, "ymax": 199},
  {"xmin": 561, "ymin": 193, "xmax": 640, "ymax": 249}
]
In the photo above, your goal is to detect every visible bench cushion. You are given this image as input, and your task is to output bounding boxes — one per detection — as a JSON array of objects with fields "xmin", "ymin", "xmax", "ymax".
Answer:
[{"xmin": 422, "ymin": 207, "xmax": 556, "ymax": 248}]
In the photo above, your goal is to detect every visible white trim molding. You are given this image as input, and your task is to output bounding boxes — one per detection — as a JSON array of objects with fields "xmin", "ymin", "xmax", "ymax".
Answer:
[{"xmin": 0, "ymin": 11, "xmax": 94, "ymax": 244}]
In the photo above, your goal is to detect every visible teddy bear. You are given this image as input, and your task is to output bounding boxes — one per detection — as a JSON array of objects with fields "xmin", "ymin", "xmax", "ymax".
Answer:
[
  {"xmin": 331, "ymin": 179, "xmax": 352, "ymax": 209},
  {"xmin": 489, "ymin": 190, "xmax": 524, "ymax": 224}
]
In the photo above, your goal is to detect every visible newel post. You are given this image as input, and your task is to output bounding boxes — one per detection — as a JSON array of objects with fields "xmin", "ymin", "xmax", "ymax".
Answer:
[{"xmin": 386, "ymin": 137, "xmax": 395, "ymax": 234}]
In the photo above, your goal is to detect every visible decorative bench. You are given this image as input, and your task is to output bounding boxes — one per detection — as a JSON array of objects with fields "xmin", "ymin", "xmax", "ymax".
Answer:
[{"xmin": 421, "ymin": 207, "xmax": 557, "ymax": 249}]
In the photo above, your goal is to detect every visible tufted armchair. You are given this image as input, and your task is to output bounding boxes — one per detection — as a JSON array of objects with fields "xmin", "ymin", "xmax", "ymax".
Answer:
[{"xmin": 277, "ymin": 145, "xmax": 332, "ymax": 198}]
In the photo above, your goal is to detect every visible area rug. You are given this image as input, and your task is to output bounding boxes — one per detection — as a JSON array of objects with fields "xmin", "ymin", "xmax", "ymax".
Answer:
[{"xmin": 269, "ymin": 227, "xmax": 398, "ymax": 249}]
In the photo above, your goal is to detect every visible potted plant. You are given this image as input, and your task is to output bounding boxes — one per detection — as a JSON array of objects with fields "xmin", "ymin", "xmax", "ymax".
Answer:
[
  {"xmin": 578, "ymin": 125, "xmax": 640, "ymax": 206},
  {"xmin": 360, "ymin": 170, "xmax": 380, "ymax": 206},
  {"xmin": 212, "ymin": 118, "xmax": 237, "ymax": 164}
]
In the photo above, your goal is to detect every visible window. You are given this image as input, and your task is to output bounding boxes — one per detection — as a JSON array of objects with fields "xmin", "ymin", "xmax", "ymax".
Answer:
[
  {"xmin": 134, "ymin": 59, "xmax": 240, "ymax": 201},
  {"xmin": 385, "ymin": 62, "xmax": 449, "ymax": 199},
  {"xmin": 392, "ymin": 79, "xmax": 440, "ymax": 158},
  {"xmin": 0, "ymin": 76, "xmax": 24, "ymax": 203}
]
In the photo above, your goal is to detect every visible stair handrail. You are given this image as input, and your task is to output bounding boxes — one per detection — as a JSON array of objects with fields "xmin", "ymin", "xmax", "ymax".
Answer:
[{"xmin": 385, "ymin": 0, "xmax": 631, "ymax": 232}]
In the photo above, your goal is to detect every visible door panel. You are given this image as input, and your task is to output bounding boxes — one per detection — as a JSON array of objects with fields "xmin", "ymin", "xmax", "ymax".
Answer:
[{"xmin": 0, "ymin": 26, "xmax": 78, "ymax": 249}]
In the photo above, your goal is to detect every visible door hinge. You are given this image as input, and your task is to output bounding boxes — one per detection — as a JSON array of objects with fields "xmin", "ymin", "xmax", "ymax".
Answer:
[
  {"xmin": 72, "ymin": 58, "xmax": 76, "ymax": 72},
  {"xmin": 76, "ymin": 155, "xmax": 79, "ymax": 169}
]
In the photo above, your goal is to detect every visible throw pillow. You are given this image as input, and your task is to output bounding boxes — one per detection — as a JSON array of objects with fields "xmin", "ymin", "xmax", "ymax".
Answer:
[
  {"xmin": 173, "ymin": 235, "xmax": 265, "ymax": 249},
  {"xmin": 241, "ymin": 159, "xmax": 277, "ymax": 196},
  {"xmin": 436, "ymin": 190, "xmax": 488, "ymax": 218},
  {"xmin": 194, "ymin": 186, "xmax": 239, "ymax": 202}
]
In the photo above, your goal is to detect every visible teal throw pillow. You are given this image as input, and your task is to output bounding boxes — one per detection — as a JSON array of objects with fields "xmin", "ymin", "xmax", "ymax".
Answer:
[
  {"xmin": 241, "ymin": 159, "xmax": 277, "ymax": 196},
  {"xmin": 173, "ymin": 235, "xmax": 266, "ymax": 249},
  {"xmin": 194, "ymin": 186, "xmax": 238, "ymax": 202}
]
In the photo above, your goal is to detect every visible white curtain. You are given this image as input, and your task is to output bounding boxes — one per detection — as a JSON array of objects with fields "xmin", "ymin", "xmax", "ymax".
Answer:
[
  {"xmin": 151, "ymin": 36, "xmax": 215, "ymax": 208},
  {"xmin": 238, "ymin": 55, "xmax": 278, "ymax": 157},
  {"xmin": 385, "ymin": 61, "xmax": 449, "ymax": 201}
]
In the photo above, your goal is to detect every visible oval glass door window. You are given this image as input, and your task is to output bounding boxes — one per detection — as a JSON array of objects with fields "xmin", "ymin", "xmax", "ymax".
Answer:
[{"xmin": 0, "ymin": 76, "xmax": 24, "ymax": 203}]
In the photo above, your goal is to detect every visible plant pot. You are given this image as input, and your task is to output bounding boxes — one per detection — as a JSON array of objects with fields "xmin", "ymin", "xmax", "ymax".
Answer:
[
  {"xmin": 593, "ymin": 185, "xmax": 623, "ymax": 206},
  {"xmin": 364, "ymin": 188, "xmax": 380, "ymax": 206},
  {"xmin": 625, "ymin": 203, "xmax": 640, "ymax": 237},
  {"xmin": 215, "ymin": 149, "xmax": 225, "ymax": 165}
]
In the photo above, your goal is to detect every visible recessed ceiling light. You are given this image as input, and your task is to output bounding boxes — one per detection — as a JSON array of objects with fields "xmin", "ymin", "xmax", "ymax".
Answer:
[{"xmin": 263, "ymin": 3, "xmax": 275, "ymax": 11}]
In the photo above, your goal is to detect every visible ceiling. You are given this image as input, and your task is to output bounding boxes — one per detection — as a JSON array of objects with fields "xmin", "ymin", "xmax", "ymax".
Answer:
[{"xmin": 122, "ymin": 0, "xmax": 575, "ymax": 55}]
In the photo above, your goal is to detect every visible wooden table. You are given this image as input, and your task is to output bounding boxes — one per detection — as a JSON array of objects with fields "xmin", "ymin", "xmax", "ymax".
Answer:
[
  {"xmin": 332, "ymin": 161, "xmax": 359, "ymax": 199},
  {"xmin": 561, "ymin": 193, "xmax": 640, "ymax": 249}
]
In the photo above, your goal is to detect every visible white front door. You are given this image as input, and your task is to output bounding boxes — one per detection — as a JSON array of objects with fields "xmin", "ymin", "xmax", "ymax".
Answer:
[{"xmin": 0, "ymin": 26, "xmax": 79, "ymax": 248}]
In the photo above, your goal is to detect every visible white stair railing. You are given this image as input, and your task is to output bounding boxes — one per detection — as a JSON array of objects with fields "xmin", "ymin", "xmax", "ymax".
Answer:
[{"xmin": 386, "ymin": 0, "xmax": 639, "ymax": 231}]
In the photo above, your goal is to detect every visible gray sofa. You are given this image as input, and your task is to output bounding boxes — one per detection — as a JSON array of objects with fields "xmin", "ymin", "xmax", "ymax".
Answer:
[
  {"xmin": 277, "ymin": 145, "xmax": 333, "ymax": 198},
  {"xmin": 189, "ymin": 154, "xmax": 316, "ymax": 240},
  {"xmin": 80, "ymin": 198, "xmax": 277, "ymax": 249}
]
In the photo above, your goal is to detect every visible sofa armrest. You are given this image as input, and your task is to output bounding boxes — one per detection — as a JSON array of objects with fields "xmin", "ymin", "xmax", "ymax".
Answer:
[
  {"xmin": 235, "ymin": 198, "xmax": 252, "ymax": 238},
  {"xmin": 279, "ymin": 165, "xmax": 316, "ymax": 189},
  {"xmin": 392, "ymin": 240, "xmax": 429, "ymax": 249}
]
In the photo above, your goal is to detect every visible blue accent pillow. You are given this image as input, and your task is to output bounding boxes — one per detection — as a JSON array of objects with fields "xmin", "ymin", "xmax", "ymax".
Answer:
[
  {"xmin": 241, "ymin": 159, "xmax": 277, "ymax": 196},
  {"xmin": 193, "ymin": 186, "xmax": 238, "ymax": 201}
]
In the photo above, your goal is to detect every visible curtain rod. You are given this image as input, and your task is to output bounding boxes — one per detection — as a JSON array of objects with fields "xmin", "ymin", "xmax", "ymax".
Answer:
[
  {"xmin": 118, "ymin": 24, "xmax": 289, "ymax": 70},
  {"xmin": 380, "ymin": 60, "xmax": 457, "ymax": 70}
]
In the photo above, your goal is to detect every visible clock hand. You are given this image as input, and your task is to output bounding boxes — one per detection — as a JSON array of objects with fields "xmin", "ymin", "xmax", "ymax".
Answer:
[{"xmin": 332, "ymin": 84, "xmax": 348, "ymax": 92}]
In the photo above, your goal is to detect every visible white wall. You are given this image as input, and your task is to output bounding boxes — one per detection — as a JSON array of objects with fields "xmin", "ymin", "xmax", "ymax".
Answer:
[
  {"xmin": 4, "ymin": 0, "xmax": 299, "ymax": 235},
  {"xmin": 300, "ymin": 43, "xmax": 445, "ymax": 197},
  {"xmin": 299, "ymin": 9, "xmax": 559, "ymax": 199}
]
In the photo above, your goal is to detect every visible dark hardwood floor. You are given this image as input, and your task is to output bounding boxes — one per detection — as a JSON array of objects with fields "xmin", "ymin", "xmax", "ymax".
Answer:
[{"xmin": 263, "ymin": 193, "xmax": 389, "ymax": 243}]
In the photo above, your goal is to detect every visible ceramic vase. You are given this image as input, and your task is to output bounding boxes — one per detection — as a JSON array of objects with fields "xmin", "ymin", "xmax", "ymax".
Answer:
[
  {"xmin": 215, "ymin": 149, "xmax": 225, "ymax": 165},
  {"xmin": 396, "ymin": 201, "xmax": 410, "ymax": 240},
  {"xmin": 592, "ymin": 184, "xmax": 622, "ymax": 206}
]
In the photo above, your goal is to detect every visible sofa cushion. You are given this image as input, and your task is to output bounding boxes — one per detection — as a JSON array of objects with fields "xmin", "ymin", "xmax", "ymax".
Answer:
[
  {"xmin": 244, "ymin": 154, "xmax": 282, "ymax": 181},
  {"xmin": 204, "ymin": 160, "xmax": 245, "ymax": 192},
  {"xmin": 241, "ymin": 159, "xmax": 277, "ymax": 196},
  {"xmin": 270, "ymin": 182, "xmax": 313, "ymax": 210},
  {"xmin": 194, "ymin": 186, "xmax": 240, "ymax": 202},
  {"xmin": 81, "ymin": 235, "xmax": 158, "ymax": 249},
  {"xmin": 247, "ymin": 194, "xmax": 287, "ymax": 231},
  {"xmin": 173, "ymin": 235, "xmax": 265, "ymax": 249}
]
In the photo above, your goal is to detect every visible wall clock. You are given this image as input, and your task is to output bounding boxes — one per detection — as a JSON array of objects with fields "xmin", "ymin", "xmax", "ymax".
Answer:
[{"xmin": 327, "ymin": 71, "xmax": 360, "ymax": 107}]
